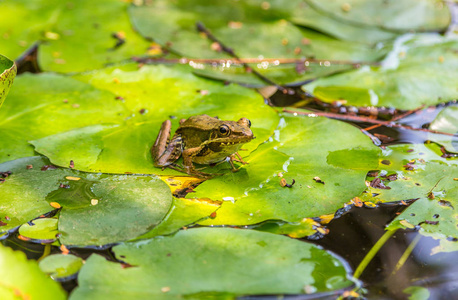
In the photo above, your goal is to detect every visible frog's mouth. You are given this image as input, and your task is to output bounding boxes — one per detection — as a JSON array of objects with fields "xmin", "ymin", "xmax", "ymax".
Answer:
[{"xmin": 215, "ymin": 136, "xmax": 255, "ymax": 146}]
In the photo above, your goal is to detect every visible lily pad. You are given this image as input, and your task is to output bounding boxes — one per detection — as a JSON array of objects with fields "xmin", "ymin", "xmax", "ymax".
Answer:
[
  {"xmin": 291, "ymin": 1, "xmax": 397, "ymax": 44},
  {"xmin": 0, "ymin": 54, "xmax": 16, "ymax": 109},
  {"xmin": 303, "ymin": 35, "xmax": 458, "ymax": 110},
  {"xmin": 0, "ymin": 244, "xmax": 66, "ymax": 299},
  {"xmin": 0, "ymin": 156, "xmax": 173, "ymax": 246},
  {"xmin": 429, "ymin": 106, "xmax": 458, "ymax": 153},
  {"xmin": 192, "ymin": 112, "xmax": 380, "ymax": 226},
  {"xmin": 361, "ymin": 144, "xmax": 457, "ymax": 203},
  {"xmin": 358, "ymin": 143, "xmax": 458, "ymax": 254},
  {"xmin": 129, "ymin": 0, "xmax": 387, "ymax": 85},
  {"xmin": 18, "ymin": 218, "xmax": 59, "ymax": 243},
  {"xmin": 31, "ymin": 64, "xmax": 278, "ymax": 175},
  {"xmin": 39, "ymin": 254, "xmax": 84, "ymax": 282},
  {"xmin": 71, "ymin": 228, "xmax": 354, "ymax": 299},
  {"xmin": 0, "ymin": 73, "xmax": 129, "ymax": 164},
  {"xmin": 306, "ymin": 0, "xmax": 450, "ymax": 32},
  {"xmin": 0, "ymin": 0, "xmax": 150, "ymax": 72}
]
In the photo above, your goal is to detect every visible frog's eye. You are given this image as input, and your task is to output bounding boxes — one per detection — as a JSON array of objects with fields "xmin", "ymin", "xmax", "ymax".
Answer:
[
  {"xmin": 219, "ymin": 125, "xmax": 231, "ymax": 136},
  {"xmin": 237, "ymin": 117, "xmax": 251, "ymax": 128}
]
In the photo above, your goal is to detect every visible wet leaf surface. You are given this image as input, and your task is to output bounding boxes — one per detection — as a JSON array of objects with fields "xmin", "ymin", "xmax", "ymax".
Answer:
[
  {"xmin": 193, "ymin": 113, "xmax": 380, "ymax": 225},
  {"xmin": 0, "ymin": 156, "xmax": 172, "ymax": 246},
  {"xmin": 0, "ymin": 0, "xmax": 150, "ymax": 72},
  {"xmin": 0, "ymin": 243, "xmax": 66, "ymax": 299},
  {"xmin": 303, "ymin": 35, "xmax": 458, "ymax": 109},
  {"xmin": 0, "ymin": 54, "xmax": 16, "ymax": 109},
  {"xmin": 71, "ymin": 228, "xmax": 354, "ymax": 299}
]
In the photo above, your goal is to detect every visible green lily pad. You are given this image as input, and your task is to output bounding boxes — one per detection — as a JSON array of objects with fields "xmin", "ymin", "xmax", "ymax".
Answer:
[
  {"xmin": 191, "ymin": 112, "xmax": 380, "ymax": 226},
  {"xmin": 129, "ymin": 0, "xmax": 387, "ymax": 85},
  {"xmin": 291, "ymin": 1, "xmax": 397, "ymax": 44},
  {"xmin": 303, "ymin": 35, "xmax": 458, "ymax": 110},
  {"xmin": 18, "ymin": 218, "xmax": 59, "ymax": 243},
  {"xmin": 134, "ymin": 197, "xmax": 221, "ymax": 241},
  {"xmin": 39, "ymin": 254, "xmax": 84, "ymax": 281},
  {"xmin": 0, "ymin": 0, "xmax": 150, "ymax": 72},
  {"xmin": 0, "ymin": 73, "xmax": 129, "ymax": 164},
  {"xmin": 356, "ymin": 143, "xmax": 458, "ymax": 254},
  {"xmin": 71, "ymin": 228, "xmax": 354, "ymax": 299},
  {"xmin": 254, "ymin": 218, "xmax": 319, "ymax": 238},
  {"xmin": 0, "ymin": 156, "xmax": 173, "ymax": 246},
  {"xmin": 306, "ymin": 0, "xmax": 450, "ymax": 32},
  {"xmin": 31, "ymin": 64, "xmax": 278, "ymax": 175},
  {"xmin": 0, "ymin": 244, "xmax": 66, "ymax": 299},
  {"xmin": 361, "ymin": 144, "xmax": 457, "ymax": 203},
  {"xmin": 429, "ymin": 106, "xmax": 458, "ymax": 153},
  {"xmin": 0, "ymin": 54, "xmax": 16, "ymax": 109},
  {"xmin": 403, "ymin": 286, "xmax": 430, "ymax": 300}
]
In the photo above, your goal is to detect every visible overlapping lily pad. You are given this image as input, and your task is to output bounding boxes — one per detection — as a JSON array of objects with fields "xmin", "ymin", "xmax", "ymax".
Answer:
[
  {"xmin": 31, "ymin": 64, "xmax": 278, "ymax": 175},
  {"xmin": 18, "ymin": 218, "xmax": 59, "ymax": 243},
  {"xmin": 303, "ymin": 35, "xmax": 458, "ymax": 110},
  {"xmin": 0, "ymin": 156, "xmax": 172, "ymax": 246},
  {"xmin": 291, "ymin": 1, "xmax": 397, "ymax": 44},
  {"xmin": 0, "ymin": 244, "xmax": 66, "ymax": 299},
  {"xmin": 306, "ymin": 0, "xmax": 450, "ymax": 32},
  {"xmin": 191, "ymin": 112, "xmax": 381, "ymax": 225},
  {"xmin": 429, "ymin": 106, "xmax": 458, "ymax": 153},
  {"xmin": 71, "ymin": 228, "xmax": 354, "ymax": 299},
  {"xmin": 0, "ymin": 54, "xmax": 16, "ymax": 108},
  {"xmin": 0, "ymin": 0, "xmax": 150, "ymax": 72}
]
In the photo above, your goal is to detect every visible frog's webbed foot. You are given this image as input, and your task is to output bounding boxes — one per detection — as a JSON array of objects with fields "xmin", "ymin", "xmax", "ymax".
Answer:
[
  {"xmin": 184, "ymin": 165, "xmax": 223, "ymax": 179},
  {"xmin": 231, "ymin": 152, "xmax": 249, "ymax": 164}
]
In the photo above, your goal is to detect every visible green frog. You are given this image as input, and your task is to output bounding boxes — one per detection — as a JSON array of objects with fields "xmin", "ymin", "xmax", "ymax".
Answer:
[{"xmin": 151, "ymin": 114, "xmax": 254, "ymax": 177}]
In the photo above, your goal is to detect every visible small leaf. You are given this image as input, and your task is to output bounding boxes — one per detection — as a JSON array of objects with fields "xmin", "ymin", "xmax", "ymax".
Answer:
[
  {"xmin": 39, "ymin": 254, "xmax": 84, "ymax": 281},
  {"xmin": 0, "ymin": 53, "xmax": 16, "ymax": 109}
]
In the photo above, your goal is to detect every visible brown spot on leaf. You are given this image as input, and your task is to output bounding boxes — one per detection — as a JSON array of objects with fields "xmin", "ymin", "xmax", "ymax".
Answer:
[
  {"xmin": 370, "ymin": 178, "xmax": 391, "ymax": 189},
  {"xmin": 313, "ymin": 177, "xmax": 324, "ymax": 184},
  {"xmin": 41, "ymin": 165, "xmax": 57, "ymax": 171}
]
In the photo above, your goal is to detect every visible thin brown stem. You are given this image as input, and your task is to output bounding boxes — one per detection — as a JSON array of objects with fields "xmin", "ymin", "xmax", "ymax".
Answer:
[
  {"xmin": 282, "ymin": 108, "xmax": 455, "ymax": 136},
  {"xmin": 195, "ymin": 22, "xmax": 294, "ymax": 94},
  {"xmin": 135, "ymin": 57, "xmax": 378, "ymax": 66},
  {"xmin": 363, "ymin": 105, "xmax": 425, "ymax": 131}
]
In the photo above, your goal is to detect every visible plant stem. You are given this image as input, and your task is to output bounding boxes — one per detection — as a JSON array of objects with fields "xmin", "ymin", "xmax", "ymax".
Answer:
[
  {"xmin": 392, "ymin": 233, "xmax": 422, "ymax": 275},
  {"xmin": 353, "ymin": 229, "xmax": 397, "ymax": 279}
]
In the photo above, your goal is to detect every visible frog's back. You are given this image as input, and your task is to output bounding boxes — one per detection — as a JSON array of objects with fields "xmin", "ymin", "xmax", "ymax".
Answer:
[{"xmin": 177, "ymin": 115, "xmax": 220, "ymax": 149}]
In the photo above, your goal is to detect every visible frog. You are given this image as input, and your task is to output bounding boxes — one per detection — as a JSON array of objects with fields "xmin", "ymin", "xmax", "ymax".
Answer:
[{"xmin": 151, "ymin": 114, "xmax": 254, "ymax": 177}]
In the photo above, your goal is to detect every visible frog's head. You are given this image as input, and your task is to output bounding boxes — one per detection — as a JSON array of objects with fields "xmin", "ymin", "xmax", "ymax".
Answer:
[{"xmin": 214, "ymin": 117, "xmax": 254, "ymax": 148}]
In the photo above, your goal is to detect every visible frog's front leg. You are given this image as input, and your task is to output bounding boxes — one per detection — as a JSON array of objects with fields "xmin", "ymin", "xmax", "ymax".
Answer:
[
  {"xmin": 182, "ymin": 146, "xmax": 204, "ymax": 174},
  {"xmin": 151, "ymin": 120, "xmax": 183, "ymax": 168}
]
